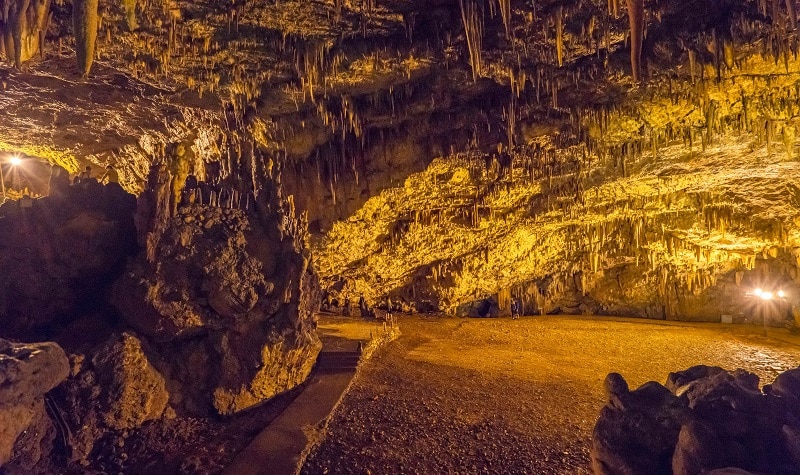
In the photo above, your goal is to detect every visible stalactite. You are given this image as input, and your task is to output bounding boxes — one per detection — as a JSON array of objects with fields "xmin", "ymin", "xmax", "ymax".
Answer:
[
  {"xmin": 123, "ymin": 0, "xmax": 137, "ymax": 31},
  {"xmin": 73, "ymin": 0, "xmax": 98, "ymax": 77},
  {"xmin": 10, "ymin": 0, "xmax": 31, "ymax": 68},
  {"xmin": 0, "ymin": 0, "xmax": 50, "ymax": 67},
  {"xmin": 787, "ymin": 0, "xmax": 798, "ymax": 30},
  {"xmin": 627, "ymin": 0, "xmax": 644, "ymax": 82},
  {"xmin": 497, "ymin": 0, "xmax": 511, "ymax": 40},
  {"xmin": 609, "ymin": 0, "xmax": 619, "ymax": 18},
  {"xmin": 555, "ymin": 6, "xmax": 564, "ymax": 67},
  {"xmin": 459, "ymin": 0, "xmax": 484, "ymax": 82}
]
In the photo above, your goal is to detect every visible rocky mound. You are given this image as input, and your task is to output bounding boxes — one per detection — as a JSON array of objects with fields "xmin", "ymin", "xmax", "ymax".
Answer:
[{"xmin": 591, "ymin": 365, "xmax": 800, "ymax": 474}]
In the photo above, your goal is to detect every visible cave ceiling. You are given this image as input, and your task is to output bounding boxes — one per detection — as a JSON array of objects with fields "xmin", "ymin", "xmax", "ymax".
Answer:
[{"xmin": 2, "ymin": 0, "xmax": 800, "ymax": 316}]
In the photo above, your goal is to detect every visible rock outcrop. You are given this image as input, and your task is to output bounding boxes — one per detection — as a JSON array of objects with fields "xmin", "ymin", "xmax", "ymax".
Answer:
[
  {"xmin": 0, "ymin": 338, "xmax": 69, "ymax": 468},
  {"xmin": 110, "ymin": 158, "xmax": 321, "ymax": 415},
  {"xmin": 0, "ymin": 156, "xmax": 321, "ymax": 468},
  {"xmin": 55, "ymin": 331, "xmax": 169, "ymax": 463},
  {"xmin": 592, "ymin": 366, "xmax": 800, "ymax": 475}
]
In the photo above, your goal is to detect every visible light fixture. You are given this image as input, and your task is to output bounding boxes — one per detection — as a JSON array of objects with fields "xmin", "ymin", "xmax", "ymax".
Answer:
[
  {"xmin": 754, "ymin": 288, "xmax": 763, "ymax": 296},
  {"xmin": 8, "ymin": 156, "xmax": 21, "ymax": 166},
  {"xmin": 760, "ymin": 291, "xmax": 773, "ymax": 301},
  {"xmin": 778, "ymin": 290, "xmax": 786, "ymax": 299}
]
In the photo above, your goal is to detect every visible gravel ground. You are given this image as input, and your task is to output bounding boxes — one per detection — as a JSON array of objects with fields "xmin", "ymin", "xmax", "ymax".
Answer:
[{"xmin": 302, "ymin": 315, "xmax": 800, "ymax": 474}]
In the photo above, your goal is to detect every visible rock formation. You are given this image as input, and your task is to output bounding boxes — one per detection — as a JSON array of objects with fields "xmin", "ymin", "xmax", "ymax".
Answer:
[
  {"xmin": 111, "ymin": 173, "xmax": 321, "ymax": 415},
  {"xmin": 0, "ymin": 154, "xmax": 320, "ymax": 469},
  {"xmin": 0, "ymin": 338, "xmax": 69, "ymax": 468},
  {"xmin": 1, "ymin": 0, "xmax": 800, "ymax": 469},
  {"xmin": 592, "ymin": 366, "xmax": 800, "ymax": 474}
]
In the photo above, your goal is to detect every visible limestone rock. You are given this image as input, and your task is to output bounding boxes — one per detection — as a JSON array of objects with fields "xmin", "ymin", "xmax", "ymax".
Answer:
[
  {"xmin": 595, "ymin": 366, "xmax": 800, "ymax": 475},
  {"xmin": 770, "ymin": 367, "xmax": 800, "ymax": 410},
  {"xmin": 0, "ymin": 339, "xmax": 69, "ymax": 467},
  {"xmin": 591, "ymin": 374, "xmax": 689, "ymax": 475},
  {"xmin": 91, "ymin": 332, "xmax": 168, "ymax": 430},
  {"xmin": 112, "ymin": 187, "xmax": 321, "ymax": 415},
  {"xmin": 665, "ymin": 365, "xmax": 727, "ymax": 395},
  {"xmin": 5, "ymin": 398, "xmax": 58, "ymax": 472},
  {"xmin": 111, "ymin": 206, "xmax": 276, "ymax": 340},
  {"xmin": 672, "ymin": 420, "xmax": 725, "ymax": 475},
  {"xmin": 211, "ymin": 327, "xmax": 321, "ymax": 415}
]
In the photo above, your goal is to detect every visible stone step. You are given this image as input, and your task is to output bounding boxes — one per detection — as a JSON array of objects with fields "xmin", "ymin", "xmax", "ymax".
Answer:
[{"xmin": 315, "ymin": 351, "xmax": 361, "ymax": 372}]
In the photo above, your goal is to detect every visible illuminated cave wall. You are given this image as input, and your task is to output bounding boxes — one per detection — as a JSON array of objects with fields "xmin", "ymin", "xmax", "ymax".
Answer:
[{"xmin": 1, "ymin": 0, "xmax": 800, "ymax": 321}]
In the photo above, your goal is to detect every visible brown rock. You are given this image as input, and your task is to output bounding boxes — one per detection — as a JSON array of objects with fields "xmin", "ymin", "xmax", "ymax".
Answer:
[
  {"xmin": 672, "ymin": 420, "xmax": 725, "ymax": 475},
  {"xmin": 665, "ymin": 365, "xmax": 727, "ymax": 395},
  {"xmin": 0, "ymin": 339, "xmax": 69, "ymax": 466},
  {"xmin": 91, "ymin": 333, "xmax": 168, "ymax": 430},
  {"xmin": 112, "ymin": 190, "xmax": 321, "ymax": 416},
  {"xmin": 591, "ymin": 377, "xmax": 689, "ymax": 475}
]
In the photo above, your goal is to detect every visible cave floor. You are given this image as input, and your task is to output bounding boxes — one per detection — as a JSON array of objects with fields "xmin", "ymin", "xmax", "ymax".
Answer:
[{"xmin": 301, "ymin": 315, "xmax": 800, "ymax": 474}]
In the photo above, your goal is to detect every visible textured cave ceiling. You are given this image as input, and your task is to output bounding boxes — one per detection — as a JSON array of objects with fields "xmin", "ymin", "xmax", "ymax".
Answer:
[{"xmin": 2, "ymin": 0, "xmax": 800, "ymax": 316}]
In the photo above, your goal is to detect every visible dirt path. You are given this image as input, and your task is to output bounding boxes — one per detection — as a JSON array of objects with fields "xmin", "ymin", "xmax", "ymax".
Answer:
[{"xmin": 302, "ymin": 315, "xmax": 800, "ymax": 474}]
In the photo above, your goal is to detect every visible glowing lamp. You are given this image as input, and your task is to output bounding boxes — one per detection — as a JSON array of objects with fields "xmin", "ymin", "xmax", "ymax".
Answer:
[
  {"xmin": 778, "ymin": 290, "xmax": 786, "ymax": 299},
  {"xmin": 754, "ymin": 288, "xmax": 763, "ymax": 297},
  {"xmin": 760, "ymin": 291, "xmax": 773, "ymax": 301},
  {"xmin": 8, "ymin": 156, "xmax": 21, "ymax": 166}
]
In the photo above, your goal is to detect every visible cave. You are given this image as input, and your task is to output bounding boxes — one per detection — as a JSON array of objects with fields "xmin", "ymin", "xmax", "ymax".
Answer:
[{"xmin": 2, "ymin": 0, "xmax": 800, "ymax": 473}]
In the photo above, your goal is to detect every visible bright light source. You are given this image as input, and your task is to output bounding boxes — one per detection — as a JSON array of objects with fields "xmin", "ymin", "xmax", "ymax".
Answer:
[
  {"xmin": 754, "ymin": 288, "xmax": 763, "ymax": 296},
  {"xmin": 760, "ymin": 291, "xmax": 773, "ymax": 301},
  {"xmin": 778, "ymin": 290, "xmax": 786, "ymax": 299},
  {"xmin": 8, "ymin": 156, "xmax": 21, "ymax": 166}
]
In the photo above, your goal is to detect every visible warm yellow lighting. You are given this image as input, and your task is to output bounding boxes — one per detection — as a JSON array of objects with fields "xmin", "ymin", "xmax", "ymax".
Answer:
[
  {"xmin": 778, "ymin": 290, "xmax": 786, "ymax": 299},
  {"xmin": 8, "ymin": 156, "xmax": 21, "ymax": 166},
  {"xmin": 754, "ymin": 288, "xmax": 763, "ymax": 296},
  {"xmin": 760, "ymin": 291, "xmax": 773, "ymax": 301}
]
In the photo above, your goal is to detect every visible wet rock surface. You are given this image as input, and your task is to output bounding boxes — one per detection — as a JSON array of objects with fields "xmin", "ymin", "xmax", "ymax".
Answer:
[{"xmin": 592, "ymin": 365, "xmax": 800, "ymax": 475}]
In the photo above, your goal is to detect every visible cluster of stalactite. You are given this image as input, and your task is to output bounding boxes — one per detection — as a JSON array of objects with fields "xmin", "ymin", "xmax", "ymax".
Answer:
[
  {"xmin": 0, "ymin": 0, "xmax": 51, "ymax": 68},
  {"xmin": 362, "ymin": 125, "xmax": 797, "ymax": 314}
]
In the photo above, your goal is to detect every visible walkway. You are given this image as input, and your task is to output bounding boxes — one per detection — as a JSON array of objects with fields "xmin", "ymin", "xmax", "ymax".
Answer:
[{"xmin": 224, "ymin": 317, "xmax": 397, "ymax": 475}]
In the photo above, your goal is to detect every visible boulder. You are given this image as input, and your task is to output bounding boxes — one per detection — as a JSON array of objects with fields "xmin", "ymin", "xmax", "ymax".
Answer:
[
  {"xmin": 111, "ymin": 195, "xmax": 321, "ymax": 416},
  {"xmin": 672, "ymin": 420, "xmax": 725, "ymax": 475},
  {"xmin": 594, "ymin": 366, "xmax": 800, "ymax": 475},
  {"xmin": 591, "ymin": 374, "xmax": 689, "ymax": 475},
  {"xmin": 665, "ymin": 365, "xmax": 727, "ymax": 395},
  {"xmin": 91, "ymin": 332, "xmax": 168, "ymax": 430},
  {"xmin": 770, "ymin": 367, "xmax": 800, "ymax": 410},
  {"xmin": 0, "ymin": 339, "xmax": 69, "ymax": 467}
]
